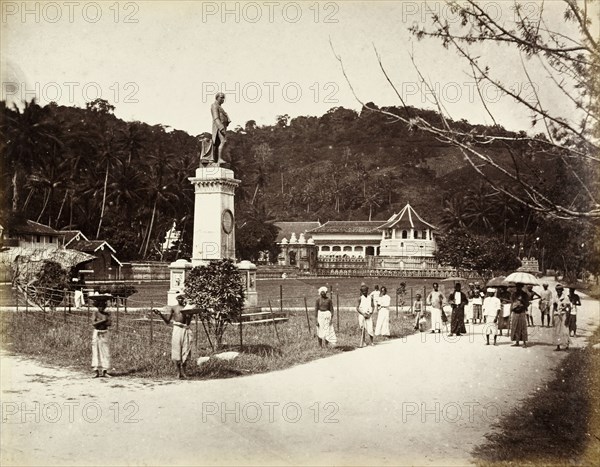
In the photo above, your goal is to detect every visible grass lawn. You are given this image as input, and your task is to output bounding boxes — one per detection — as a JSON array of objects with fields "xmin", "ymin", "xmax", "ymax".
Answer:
[
  {"xmin": 0, "ymin": 276, "xmax": 451, "ymax": 381},
  {"xmin": 472, "ymin": 325, "xmax": 600, "ymax": 466},
  {"xmin": 0, "ymin": 303, "xmax": 417, "ymax": 380},
  {"xmin": 125, "ymin": 276, "xmax": 445, "ymax": 309}
]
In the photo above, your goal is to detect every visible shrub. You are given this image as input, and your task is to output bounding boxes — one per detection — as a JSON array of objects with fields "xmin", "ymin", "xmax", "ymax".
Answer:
[{"xmin": 184, "ymin": 259, "xmax": 245, "ymax": 348}]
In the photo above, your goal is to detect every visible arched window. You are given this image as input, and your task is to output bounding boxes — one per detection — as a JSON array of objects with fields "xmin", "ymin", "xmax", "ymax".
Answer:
[
  {"xmin": 332, "ymin": 246, "xmax": 341, "ymax": 252},
  {"xmin": 423, "ymin": 230, "xmax": 428, "ymax": 239},
  {"xmin": 384, "ymin": 229, "xmax": 392, "ymax": 239},
  {"xmin": 343, "ymin": 246, "xmax": 352, "ymax": 252},
  {"xmin": 402, "ymin": 230, "xmax": 408, "ymax": 239},
  {"xmin": 321, "ymin": 246, "xmax": 330, "ymax": 252},
  {"xmin": 414, "ymin": 230, "xmax": 419, "ymax": 239},
  {"xmin": 354, "ymin": 246, "xmax": 363, "ymax": 252}
]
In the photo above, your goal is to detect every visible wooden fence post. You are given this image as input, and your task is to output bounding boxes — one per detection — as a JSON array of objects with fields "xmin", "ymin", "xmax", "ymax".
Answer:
[
  {"xmin": 336, "ymin": 293, "xmax": 340, "ymax": 330},
  {"xmin": 279, "ymin": 284, "xmax": 283, "ymax": 314},
  {"xmin": 303, "ymin": 297, "xmax": 312, "ymax": 335},
  {"xmin": 239, "ymin": 311, "xmax": 243, "ymax": 351},
  {"xmin": 149, "ymin": 301, "xmax": 153, "ymax": 345},
  {"xmin": 268, "ymin": 299, "xmax": 282, "ymax": 345}
]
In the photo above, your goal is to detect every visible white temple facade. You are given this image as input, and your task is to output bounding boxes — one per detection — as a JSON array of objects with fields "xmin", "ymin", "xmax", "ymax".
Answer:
[{"xmin": 275, "ymin": 204, "xmax": 439, "ymax": 270}]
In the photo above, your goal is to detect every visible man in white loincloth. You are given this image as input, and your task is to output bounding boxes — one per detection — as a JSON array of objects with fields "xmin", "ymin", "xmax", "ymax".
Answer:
[
  {"xmin": 482, "ymin": 288, "xmax": 502, "ymax": 345},
  {"xmin": 91, "ymin": 299, "xmax": 112, "ymax": 378},
  {"xmin": 153, "ymin": 292, "xmax": 194, "ymax": 379},
  {"xmin": 357, "ymin": 284, "xmax": 374, "ymax": 347},
  {"xmin": 315, "ymin": 286, "xmax": 337, "ymax": 347},
  {"xmin": 426, "ymin": 282, "xmax": 445, "ymax": 333}
]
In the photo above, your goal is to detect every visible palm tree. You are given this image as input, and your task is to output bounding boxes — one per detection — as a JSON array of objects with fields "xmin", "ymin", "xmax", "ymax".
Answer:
[
  {"xmin": 440, "ymin": 195, "xmax": 470, "ymax": 231},
  {"xmin": 95, "ymin": 122, "xmax": 124, "ymax": 238},
  {"xmin": 138, "ymin": 127, "xmax": 179, "ymax": 258},
  {"xmin": 3, "ymin": 99, "xmax": 62, "ymax": 213},
  {"xmin": 463, "ymin": 182, "xmax": 502, "ymax": 234}
]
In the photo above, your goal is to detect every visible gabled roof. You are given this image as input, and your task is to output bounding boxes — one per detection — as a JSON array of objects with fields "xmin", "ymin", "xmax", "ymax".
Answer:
[
  {"xmin": 67, "ymin": 239, "xmax": 116, "ymax": 254},
  {"xmin": 9, "ymin": 220, "xmax": 61, "ymax": 236},
  {"xmin": 377, "ymin": 203, "xmax": 437, "ymax": 231},
  {"xmin": 59, "ymin": 230, "xmax": 89, "ymax": 246},
  {"xmin": 273, "ymin": 221, "xmax": 320, "ymax": 242},
  {"xmin": 309, "ymin": 221, "xmax": 384, "ymax": 234}
]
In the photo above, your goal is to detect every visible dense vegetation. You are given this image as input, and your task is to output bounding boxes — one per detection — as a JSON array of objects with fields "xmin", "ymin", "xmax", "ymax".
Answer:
[{"xmin": 1, "ymin": 98, "xmax": 596, "ymax": 278}]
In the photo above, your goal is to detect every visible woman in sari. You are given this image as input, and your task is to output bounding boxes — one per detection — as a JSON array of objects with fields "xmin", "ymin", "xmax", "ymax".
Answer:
[{"xmin": 552, "ymin": 284, "xmax": 571, "ymax": 351}]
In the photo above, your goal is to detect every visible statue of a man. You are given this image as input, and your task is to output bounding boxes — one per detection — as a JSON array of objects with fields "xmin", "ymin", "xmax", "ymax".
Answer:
[{"xmin": 211, "ymin": 92, "xmax": 230, "ymax": 164}]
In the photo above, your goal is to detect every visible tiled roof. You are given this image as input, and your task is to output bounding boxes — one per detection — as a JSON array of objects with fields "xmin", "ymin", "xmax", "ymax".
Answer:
[
  {"xmin": 377, "ymin": 204, "xmax": 437, "ymax": 231},
  {"xmin": 274, "ymin": 222, "xmax": 320, "ymax": 242},
  {"xmin": 68, "ymin": 240, "xmax": 116, "ymax": 254},
  {"xmin": 59, "ymin": 230, "xmax": 88, "ymax": 245},
  {"xmin": 10, "ymin": 220, "xmax": 60, "ymax": 236},
  {"xmin": 309, "ymin": 221, "xmax": 384, "ymax": 234}
]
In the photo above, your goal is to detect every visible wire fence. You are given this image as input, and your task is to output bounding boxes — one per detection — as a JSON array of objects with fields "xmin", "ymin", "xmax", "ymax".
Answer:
[{"xmin": 2, "ymin": 283, "xmax": 426, "ymax": 354}]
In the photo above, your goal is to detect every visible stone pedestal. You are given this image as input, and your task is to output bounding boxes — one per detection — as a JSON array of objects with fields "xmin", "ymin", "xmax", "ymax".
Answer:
[
  {"xmin": 237, "ymin": 260, "xmax": 258, "ymax": 308},
  {"xmin": 189, "ymin": 165, "xmax": 241, "ymax": 266},
  {"xmin": 167, "ymin": 259, "xmax": 192, "ymax": 305}
]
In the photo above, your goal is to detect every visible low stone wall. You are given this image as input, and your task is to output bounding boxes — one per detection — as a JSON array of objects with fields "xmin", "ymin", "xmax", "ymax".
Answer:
[
  {"xmin": 316, "ymin": 268, "xmax": 455, "ymax": 278},
  {"xmin": 122, "ymin": 262, "xmax": 169, "ymax": 281}
]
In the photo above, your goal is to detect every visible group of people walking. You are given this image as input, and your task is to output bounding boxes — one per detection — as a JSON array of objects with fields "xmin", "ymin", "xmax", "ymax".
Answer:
[
  {"xmin": 313, "ymin": 280, "xmax": 583, "ymax": 351},
  {"xmin": 315, "ymin": 283, "xmax": 394, "ymax": 348},
  {"xmin": 432, "ymin": 281, "xmax": 582, "ymax": 349}
]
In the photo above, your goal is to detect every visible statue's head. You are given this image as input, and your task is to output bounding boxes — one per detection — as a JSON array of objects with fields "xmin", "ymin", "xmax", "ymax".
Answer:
[{"xmin": 215, "ymin": 92, "xmax": 225, "ymax": 103}]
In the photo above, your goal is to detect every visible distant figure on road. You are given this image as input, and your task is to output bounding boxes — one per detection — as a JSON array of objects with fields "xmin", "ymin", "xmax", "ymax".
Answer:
[
  {"xmin": 525, "ymin": 284, "xmax": 541, "ymax": 327},
  {"xmin": 496, "ymin": 285, "xmax": 512, "ymax": 336},
  {"xmin": 357, "ymin": 284, "xmax": 374, "ymax": 347},
  {"xmin": 539, "ymin": 283, "xmax": 553, "ymax": 327},
  {"xmin": 448, "ymin": 283, "xmax": 467, "ymax": 337},
  {"xmin": 315, "ymin": 286, "xmax": 337, "ymax": 347},
  {"xmin": 92, "ymin": 300, "xmax": 112, "ymax": 378},
  {"xmin": 552, "ymin": 284, "xmax": 571, "ymax": 351},
  {"xmin": 510, "ymin": 282, "xmax": 530, "ymax": 347},
  {"xmin": 427, "ymin": 282, "xmax": 444, "ymax": 333},
  {"xmin": 375, "ymin": 286, "xmax": 391, "ymax": 337},
  {"xmin": 567, "ymin": 286, "xmax": 581, "ymax": 337},
  {"xmin": 482, "ymin": 288, "xmax": 502, "ymax": 345},
  {"xmin": 471, "ymin": 283, "xmax": 484, "ymax": 324},
  {"xmin": 465, "ymin": 282, "xmax": 476, "ymax": 324},
  {"xmin": 153, "ymin": 292, "xmax": 194, "ymax": 379},
  {"xmin": 370, "ymin": 284, "xmax": 380, "ymax": 311},
  {"xmin": 413, "ymin": 294, "xmax": 425, "ymax": 331}
]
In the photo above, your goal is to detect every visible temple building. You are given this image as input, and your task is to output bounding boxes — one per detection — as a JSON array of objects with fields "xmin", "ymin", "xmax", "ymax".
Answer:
[{"xmin": 275, "ymin": 203, "xmax": 440, "ymax": 272}]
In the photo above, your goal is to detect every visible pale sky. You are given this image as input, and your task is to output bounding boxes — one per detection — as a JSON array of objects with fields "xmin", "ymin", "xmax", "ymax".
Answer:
[{"xmin": 1, "ymin": 0, "xmax": 595, "ymax": 135}]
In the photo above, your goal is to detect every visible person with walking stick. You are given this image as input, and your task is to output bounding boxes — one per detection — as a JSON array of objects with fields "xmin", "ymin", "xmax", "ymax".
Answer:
[{"xmin": 152, "ymin": 292, "xmax": 196, "ymax": 379}]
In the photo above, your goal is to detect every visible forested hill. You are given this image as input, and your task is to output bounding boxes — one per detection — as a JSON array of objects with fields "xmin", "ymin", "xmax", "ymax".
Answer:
[
  {"xmin": 226, "ymin": 103, "xmax": 537, "ymax": 224},
  {"xmin": 2, "ymin": 99, "xmax": 544, "ymax": 260}
]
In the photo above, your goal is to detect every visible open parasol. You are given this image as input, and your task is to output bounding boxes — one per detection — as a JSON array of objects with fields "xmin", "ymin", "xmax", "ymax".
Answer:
[
  {"xmin": 486, "ymin": 276, "xmax": 507, "ymax": 287},
  {"xmin": 504, "ymin": 271, "xmax": 539, "ymax": 285}
]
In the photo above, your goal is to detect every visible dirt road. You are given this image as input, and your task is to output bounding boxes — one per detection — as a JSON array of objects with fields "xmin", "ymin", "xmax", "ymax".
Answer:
[{"xmin": 2, "ymin": 289, "xmax": 598, "ymax": 466}]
